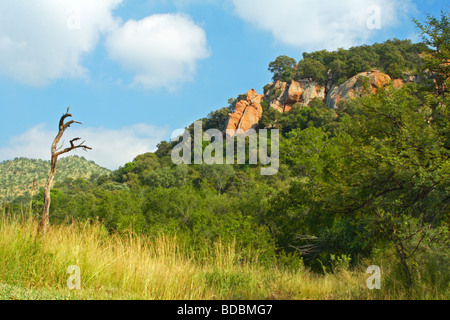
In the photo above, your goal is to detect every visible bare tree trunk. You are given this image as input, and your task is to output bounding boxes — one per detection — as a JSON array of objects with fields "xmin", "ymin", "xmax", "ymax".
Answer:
[
  {"xmin": 38, "ymin": 155, "xmax": 58, "ymax": 234},
  {"xmin": 37, "ymin": 107, "xmax": 91, "ymax": 235}
]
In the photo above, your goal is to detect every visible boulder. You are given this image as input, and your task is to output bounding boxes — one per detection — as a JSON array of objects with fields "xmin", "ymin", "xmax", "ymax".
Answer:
[
  {"xmin": 286, "ymin": 80, "xmax": 304, "ymax": 104},
  {"xmin": 268, "ymin": 81, "xmax": 288, "ymax": 113},
  {"xmin": 227, "ymin": 70, "xmax": 407, "ymax": 134},
  {"xmin": 326, "ymin": 70, "xmax": 391, "ymax": 109},
  {"xmin": 302, "ymin": 82, "xmax": 325, "ymax": 106},
  {"xmin": 226, "ymin": 89, "xmax": 264, "ymax": 135},
  {"xmin": 267, "ymin": 79, "xmax": 325, "ymax": 112}
]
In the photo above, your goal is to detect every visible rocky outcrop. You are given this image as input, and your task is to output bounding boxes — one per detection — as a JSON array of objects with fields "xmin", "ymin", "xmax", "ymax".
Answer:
[
  {"xmin": 302, "ymin": 82, "xmax": 326, "ymax": 106},
  {"xmin": 267, "ymin": 81, "xmax": 288, "ymax": 113},
  {"xmin": 226, "ymin": 89, "xmax": 264, "ymax": 134},
  {"xmin": 326, "ymin": 70, "xmax": 391, "ymax": 109},
  {"xmin": 392, "ymin": 72, "xmax": 422, "ymax": 89},
  {"xmin": 225, "ymin": 70, "xmax": 408, "ymax": 133},
  {"xmin": 266, "ymin": 79, "xmax": 325, "ymax": 113}
]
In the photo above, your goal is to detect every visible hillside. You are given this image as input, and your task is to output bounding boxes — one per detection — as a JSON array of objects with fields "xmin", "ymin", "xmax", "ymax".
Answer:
[
  {"xmin": 224, "ymin": 38, "xmax": 428, "ymax": 134},
  {"xmin": 0, "ymin": 156, "xmax": 110, "ymax": 203},
  {"xmin": 1, "ymin": 11, "xmax": 449, "ymax": 299}
]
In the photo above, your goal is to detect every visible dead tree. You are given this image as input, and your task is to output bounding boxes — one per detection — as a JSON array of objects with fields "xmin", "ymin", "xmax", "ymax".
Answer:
[{"xmin": 38, "ymin": 107, "xmax": 91, "ymax": 235}]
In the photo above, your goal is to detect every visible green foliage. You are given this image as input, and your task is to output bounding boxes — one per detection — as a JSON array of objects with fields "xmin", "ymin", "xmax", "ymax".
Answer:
[
  {"xmin": 414, "ymin": 10, "xmax": 450, "ymax": 95},
  {"xmin": 268, "ymin": 55, "xmax": 297, "ymax": 82},
  {"xmin": 143, "ymin": 164, "xmax": 188, "ymax": 189},
  {"xmin": 273, "ymin": 84, "xmax": 449, "ymax": 283},
  {"xmin": 260, "ymin": 98, "xmax": 338, "ymax": 135},
  {"xmin": 155, "ymin": 140, "xmax": 173, "ymax": 158},
  {"xmin": 269, "ymin": 38, "xmax": 428, "ymax": 86},
  {"xmin": 193, "ymin": 107, "xmax": 233, "ymax": 133},
  {"xmin": 228, "ymin": 94, "xmax": 248, "ymax": 113},
  {"xmin": 4, "ymin": 13, "xmax": 448, "ymax": 293},
  {"xmin": 296, "ymin": 58, "xmax": 328, "ymax": 84},
  {"xmin": 329, "ymin": 59, "xmax": 347, "ymax": 85},
  {"xmin": 0, "ymin": 156, "xmax": 110, "ymax": 204},
  {"xmin": 329, "ymin": 254, "xmax": 352, "ymax": 273},
  {"xmin": 199, "ymin": 164, "xmax": 235, "ymax": 194}
]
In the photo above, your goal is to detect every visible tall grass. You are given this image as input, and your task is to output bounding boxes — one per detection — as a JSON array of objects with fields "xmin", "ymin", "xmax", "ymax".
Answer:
[{"xmin": 0, "ymin": 215, "xmax": 447, "ymax": 300}]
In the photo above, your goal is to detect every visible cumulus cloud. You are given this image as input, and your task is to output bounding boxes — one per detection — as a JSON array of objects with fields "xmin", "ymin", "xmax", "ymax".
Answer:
[
  {"xmin": 105, "ymin": 13, "xmax": 210, "ymax": 89},
  {"xmin": 0, "ymin": 123, "xmax": 169, "ymax": 170},
  {"xmin": 232, "ymin": 0, "xmax": 414, "ymax": 51},
  {"xmin": 0, "ymin": 0, "xmax": 122, "ymax": 86},
  {"xmin": 0, "ymin": 2, "xmax": 210, "ymax": 88}
]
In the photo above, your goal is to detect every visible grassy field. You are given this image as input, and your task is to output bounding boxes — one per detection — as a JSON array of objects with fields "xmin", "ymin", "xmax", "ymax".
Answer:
[{"xmin": 0, "ymin": 216, "xmax": 447, "ymax": 300}]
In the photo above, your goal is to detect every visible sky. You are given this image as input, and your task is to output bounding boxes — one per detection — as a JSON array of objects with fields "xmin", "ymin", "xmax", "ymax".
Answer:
[{"xmin": 0, "ymin": 0, "xmax": 447, "ymax": 170}]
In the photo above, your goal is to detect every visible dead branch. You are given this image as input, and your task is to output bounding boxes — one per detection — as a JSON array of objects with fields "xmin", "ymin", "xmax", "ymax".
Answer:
[{"xmin": 38, "ymin": 107, "xmax": 91, "ymax": 235}]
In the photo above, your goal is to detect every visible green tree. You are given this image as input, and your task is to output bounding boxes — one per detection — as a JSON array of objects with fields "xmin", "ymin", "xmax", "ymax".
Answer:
[
  {"xmin": 414, "ymin": 11, "xmax": 450, "ymax": 96},
  {"xmin": 296, "ymin": 58, "xmax": 328, "ymax": 84},
  {"xmin": 199, "ymin": 164, "xmax": 235, "ymax": 194},
  {"xmin": 346, "ymin": 55, "xmax": 371, "ymax": 78},
  {"xmin": 279, "ymin": 86, "xmax": 449, "ymax": 286},
  {"xmin": 330, "ymin": 59, "xmax": 347, "ymax": 84},
  {"xmin": 131, "ymin": 153, "xmax": 160, "ymax": 175},
  {"xmin": 378, "ymin": 43, "xmax": 406, "ymax": 78},
  {"xmin": 203, "ymin": 107, "xmax": 231, "ymax": 132},
  {"xmin": 268, "ymin": 55, "xmax": 297, "ymax": 82}
]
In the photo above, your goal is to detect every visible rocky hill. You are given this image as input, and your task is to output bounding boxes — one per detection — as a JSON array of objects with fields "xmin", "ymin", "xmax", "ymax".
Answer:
[
  {"xmin": 224, "ymin": 38, "xmax": 429, "ymax": 134},
  {"xmin": 0, "ymin": 156, "xmax": 110, "ymax": 203},
  {"xmin": 225, "ymin": 69, "xmax": 416, "ymax": 134}
]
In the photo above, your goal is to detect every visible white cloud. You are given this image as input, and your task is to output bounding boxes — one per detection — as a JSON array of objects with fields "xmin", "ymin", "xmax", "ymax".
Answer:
[
  {"xmin": 105, "ymin": 13, "xmax": 210, "ymax": 89},
  {"xmin": 0, "ymin": 123, "xmax": 169, "ymax": 170},
  {"xmin": 232, "ymin": 0, "xmax": 414, "ymax": 51},
  {"xmin": 0, "ymin": 0, "xmax": 122, "ymax": 86},
  {"xmin": 0, "ymin": 2, "xmax": 210, "ymax": 89}
]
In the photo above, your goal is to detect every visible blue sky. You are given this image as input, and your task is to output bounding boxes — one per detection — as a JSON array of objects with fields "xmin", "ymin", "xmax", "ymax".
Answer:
[{"xmin": 0, "ymin": 0, "xmax": 447, "ymax": 170}]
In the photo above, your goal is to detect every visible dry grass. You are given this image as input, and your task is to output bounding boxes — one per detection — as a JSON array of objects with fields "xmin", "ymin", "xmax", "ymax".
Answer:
[{"xmin": 0, "ymin": 216, "xmax": 446, "ymax": 300}]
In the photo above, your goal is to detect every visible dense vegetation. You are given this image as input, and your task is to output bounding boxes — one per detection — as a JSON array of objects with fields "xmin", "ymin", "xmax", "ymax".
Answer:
[
  {"xmin": 0, "ymin": 156, "xmax": 110, "ymax": 204},
  {"xmin": 2, "ymin": 217, "xmax": 444, "ymax": 300},
  {"xmin": 268, "ymin": 39, "xmax": 429, "ymax": 85},
  {"xmin": 1, "ymin": 12, "xmax": 449, "ymax": 299}
]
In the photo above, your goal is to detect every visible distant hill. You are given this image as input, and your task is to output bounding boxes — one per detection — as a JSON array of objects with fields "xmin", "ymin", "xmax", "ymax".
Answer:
[{"xmin": 0, "ymin": 156, "xmax": 111, "ymax": 203}]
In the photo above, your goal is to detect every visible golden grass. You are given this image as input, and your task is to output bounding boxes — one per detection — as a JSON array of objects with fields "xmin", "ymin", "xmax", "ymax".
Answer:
[{"xmin": 0, "ymin": 216, "xmax": 446, "ymax": 300}]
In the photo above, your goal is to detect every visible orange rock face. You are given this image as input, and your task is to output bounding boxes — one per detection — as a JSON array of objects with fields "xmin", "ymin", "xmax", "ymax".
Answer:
[
  {"xmin": 226, "ymin": 70, "xmax": 409, "ymax": 133},
  {"xmin": 287, "ymin": 80, "xmax": 304, "ymax": 104},
  {"xmin": 267, "ymin": 79, "xmax": 325, "ymax": 112},
  {"xmin": 326, "ymin": 70, "xmax": 392, "ymax": 109},
  {"xmin": 268, "ymin": 81, "xmax": 289, "ymax": 113},
  {"xmin": 226, "ymin": 89, "xmax": 264, "ymax": 135}
]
